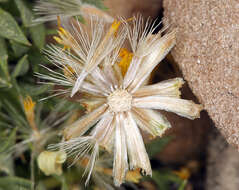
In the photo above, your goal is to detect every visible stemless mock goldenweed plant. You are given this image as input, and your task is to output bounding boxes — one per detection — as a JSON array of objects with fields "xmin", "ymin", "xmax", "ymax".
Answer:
[{"xmin": 37, "ymin": 14, "xmax": 203, "ymax": 186}]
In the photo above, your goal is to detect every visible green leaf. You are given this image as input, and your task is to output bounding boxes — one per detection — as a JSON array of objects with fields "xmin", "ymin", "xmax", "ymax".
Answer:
[
  {"xmin": 1, "ymin": 98, "xmax": 28, "ymax": 130},
  {"xmin": 0, "ymin": 128, "xmax": 16, "ymax": 153},
  {"xmin": 46, "ymin": 28, "xmax": 58, "ymax": 35},
  {"xmin": 146, "ymin": 136, "xmax": 172, "ymax": 158},
  {"xmin": 20, "ymin": 84, "xmax": 52, "ymax": 96},
  {"xmin": 82, "ymin": 0, "xmax": 107, "ymax": 10},
  {"xmin": 12, "ymin": 54, "xmax": 29, "ymax": 78},
  {"xmin": 28, "ymin": 49, "xmax": 49, "ymax": 72},
  {"xmin": 0, "ymin": 54, "xmax": 11, "ymax": 88},
  {"xmin": 0, "ymin": 8, "xmax": 30, "ymax": 45},
  {"xmin": 15, "ymin": 0, "xmax": 33, "ymax": 27},
  {"xmin": 0, "ymin": 80, "xmax": 24, "ymax": 115},
  {"xmin": 152, "ymin": 170, "xmax": 183, "ymax": 190},
  {"xmin": 16, "ymin": 0, "xmax": 46, "ymax": 50},
  {"xmin": 30, "ymin": 24, "xmax": 46, "ymax": 50},
  {"xmin": 0, "ymin": 0, "xmax": 8, "ymax": 2},
  {"xmin": 10, "ymin": 40, "xmax": 29, "ymax": 58},
  {"xmin": 178, "ymin": 180, "xmax": 187, "ymax": 190},
  {"xmin": 0, "ymin": 177, "xmax": 32, "ymax": 190},
  {"xmin": 0, "ymin": 53, "xmax": 8, "ymax": 77},
  {"xmin": 0, "ymin": 154, "xmax": 14, "ymax": 176},
  {"xmin": 0, "ymin": 37, "xmax": 7, "ymax": 58},
  {"xmin": 0, "ymin": 58, "xmax": 8, "ymax": 76},
  {"xmin": 54, "ymin": 175, "xmax": 68, "ymax": 190},
  {"xmin": 36, "ymin": 182, "xmax": 47, "ymax": 190}
]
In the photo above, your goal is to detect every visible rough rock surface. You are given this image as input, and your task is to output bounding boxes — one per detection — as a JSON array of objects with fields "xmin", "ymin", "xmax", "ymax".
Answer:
[
  {"xmin": 206, "ymin": 128, "xmax": 239, "ymax": 190},
  {"xmin": 163, "ymin": 0, "xmax": 239, "ymax": 149}
]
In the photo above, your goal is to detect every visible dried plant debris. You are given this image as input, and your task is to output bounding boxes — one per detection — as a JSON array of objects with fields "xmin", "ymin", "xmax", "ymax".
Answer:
[{"xmin": 37, "ymin": 13, "xmax": 203, "ymax": 186}]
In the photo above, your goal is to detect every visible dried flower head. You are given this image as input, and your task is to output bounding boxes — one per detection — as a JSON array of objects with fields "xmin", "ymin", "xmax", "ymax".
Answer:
[{"xmin": 39, "ymin": 15, "xmax": 203, "ymax": 186}]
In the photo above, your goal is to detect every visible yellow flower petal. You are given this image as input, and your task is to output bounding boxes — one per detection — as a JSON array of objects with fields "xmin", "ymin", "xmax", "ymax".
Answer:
[
  {"xmin": 173, "ymin": 167, "xmax": 191, "ymax": 180},
  {"xmin": 23, "ymin": 96, "xmax": 35, "ymax": 114},
  {"xmin": 54, "ymin": 16, "xmax": 72, "ymax": 50},
  {"xmin": 108, "ymin": 20, "xmax": 121, "ymax": 37},
  {"xmin": 117, "ymin": 48, "xmax": 133, "ymax": 76},
  {"xmin": 126, "ymin": 169, "xmax": 142, "ymax": 183},
  {"xmin": 23, "ymin": 96, "xmax": 39, "ymax": 134}
]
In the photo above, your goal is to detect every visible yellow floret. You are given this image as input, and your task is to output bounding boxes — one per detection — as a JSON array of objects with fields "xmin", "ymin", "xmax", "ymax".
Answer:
[
  {"xmin": 23, "ymin": 96, "xmax": 39, "ymax": 134},
  {"xmin": 118, "ymin": 48, "xmax": 133, "ymax": 76}
]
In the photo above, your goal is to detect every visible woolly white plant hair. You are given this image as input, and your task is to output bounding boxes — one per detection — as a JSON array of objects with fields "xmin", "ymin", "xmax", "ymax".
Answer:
[
  {"xmin": 35, "ymin": 8, "xmax": 203, "ymax": 186},
  {"xmin": 34, "ymin": 0, "xmax": 114, "ymax": 24}
]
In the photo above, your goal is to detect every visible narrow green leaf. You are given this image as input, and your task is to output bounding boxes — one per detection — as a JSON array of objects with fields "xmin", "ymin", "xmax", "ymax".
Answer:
[
  {"xmin": 82, "ymin": 0, "xmax": 107, "ymax": 10},
  {"xmin": 0, "ymin": 177, "xmax": 32, "ymax": 190},
  {"xmin": 178, "ymin": 180, "xmax": 187, "ymax": 190},
  {"xmin": 20, "ymin": 84, "xmax": 52, "ymax": 96},
  {"xmin": 46, "ymin": 28, "xmax": 58, "ymax": 35},
  {"xmin": 12, "ymin": 55, "xmax": 29, "ymax": 78},
  {"xmin": 0, "ymin": 0, "xmax": 8, "ymax": 2},
  {"xmin": 0, "ymin": 8, "xmax": 30, "ymax": 45},
  {"xmin": 0, "ymin": 154, "xmax": 14, "ymax": 176},
  {"xmin": 152, "ymin": 171, "xmax": 170, "ymax": 190},
  {"xmin": 10, "ymin": 40, "xmax": 29, "ymax": 58},
  {"xmin": 15, "ymin": 0, "xmax": 33, "ymax": 27},
  {"xmin": 146, "ymin": 136, "xmax": 172, "ymax": 158},
  {"xmin": 16, "ymin": 0, "xmax": 46, "ymax": 49},
  {"xmin": 152, "ymin": 170, "xmax": 183, "ymax": 190},
  {"xmin": 0, "ymin": 37, "xmax": 7, "ymax": 58},
  {"xmin": 1, "ymin": 97, "xmax": 29, "ymax": 129},
  {"xmin": 36, "ymin": 182, "xmax": 47, "ymax": 190},
  {"xmin": 0, "ymin": 54, "xmax": 11, "ymax": 88},
  {"xmin": 28, "ymin": 49, "xmax": 49, "ymax": 72},
  {"xmin": 54, "ymin": 175, "xmax": 68, "ymax": 190},
  {"xmin": 30, "ymin": 24, "xmax": 46, "ymax": 49},
  {"xmin": 0, "ymin": 128, "xmax": 16, "ymax": 153},
  {"xmin": 0, "ymin": 55, "xmax": 8, "ymax": 77}
]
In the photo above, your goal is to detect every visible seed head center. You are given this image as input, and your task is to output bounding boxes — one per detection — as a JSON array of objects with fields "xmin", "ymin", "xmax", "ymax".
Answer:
[{"xmin": 107, "ymin": 90, "xmax": 132, "ymax": 113}]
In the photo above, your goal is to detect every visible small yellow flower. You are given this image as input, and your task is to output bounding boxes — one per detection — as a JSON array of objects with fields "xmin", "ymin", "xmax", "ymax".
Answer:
[
  {"xmin": 37, "ymin": 151, "xmax": 67, "ymax": 176},
  {"xmin": 23, "ymin": 96, "xmax": 39, "ymax": 134},
  {"xmin": 173, "ymin": 167, "xmax": 191, "ymax": 180},
  {"xmin": 125, "ymin": 168, "xmax": 142, "ymax": 183},
  {"xmin": 98, "ymin": 167, "xmax": 142, "ymax": 183},
  {"xmin": 108, "ymin": 20, "xmax": 121, "ymax": 37},
  {"xmin": 23, "ymin": 96, "xmax": 35, "ymax": 116},
  {"xmin": 53, "ymin": 17, "xmax": 72, "ymax": 50},
  {"xmin": 63, "ymin": 65, "xmax": 76, "ymax": 81},
  {"xmin": 118, "ymin": 48, "xmax": 133, "ymax": 76},
  {"xmin": 78, "ymin": 156, "xmax": 142, "ymax": 184}
]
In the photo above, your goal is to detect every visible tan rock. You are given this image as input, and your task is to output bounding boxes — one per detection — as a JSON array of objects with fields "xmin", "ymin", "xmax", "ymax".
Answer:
[
  {"xmin": 163, "ymin": 0, "xmax": 239, "ymax": 149},
  {"xmin": 206, "ymin": 129, "xmax": 239, "ymax": 190}
]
